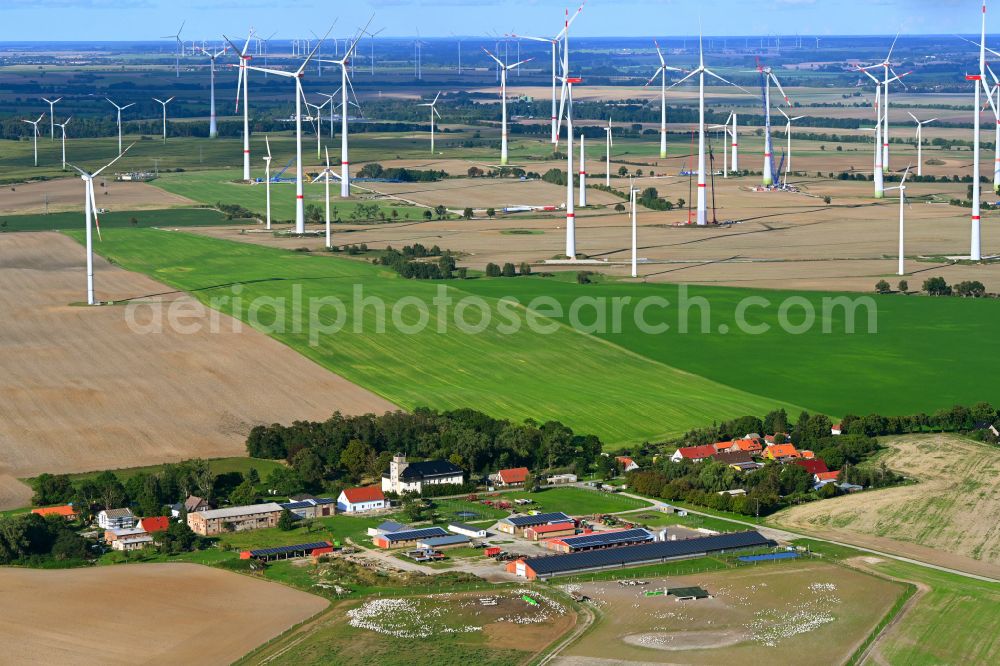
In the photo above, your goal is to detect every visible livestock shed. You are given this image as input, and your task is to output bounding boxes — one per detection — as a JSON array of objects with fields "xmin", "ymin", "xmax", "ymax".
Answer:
[
  {"xmin": 372, "ymin": 526, "xmax": 449, "ymax": 549},
  {"xmin": 448, "ymin": 522, "xmax": 488, "ymax": 538},
  {"xmin": 524, "ymin": 522, "xmax": 577, "ymax": 541},
  {"xmin": 416, "ymin": 534, "xmax": 471, "ymax": 550},
  {"xmin": 546, "ymin": 528, "xmax": 655, "ymax": 554},
  {"xmin": 240, "ymin": 541, "xmax": 335, "ymax": 561},
  {"xmin": 508, "ymin": 531, "xmax": 777, "ymax": 580},
  {"xmin": 497, "ymin": 512, "xmax": 573, "ymax": 535}
]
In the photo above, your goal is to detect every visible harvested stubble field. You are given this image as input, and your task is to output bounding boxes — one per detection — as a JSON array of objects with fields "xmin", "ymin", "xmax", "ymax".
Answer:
[
  {"xmin": 775, "ymin": 434, "xmax": 1000, "ymax": 579},
  {"xmin": 0, "ymin": 178, "xmax": 194, "ymax": 215},
  {"xmin": 556, "ymin": 560, "xmax": 903, "ymax": 665},
  {"xmin": 0, "ymin": 232, "xmax": 394, "ymax": 508},
  {"xmin": 0, "ymin": 563, "xmax": 329, "ymax": 665}
]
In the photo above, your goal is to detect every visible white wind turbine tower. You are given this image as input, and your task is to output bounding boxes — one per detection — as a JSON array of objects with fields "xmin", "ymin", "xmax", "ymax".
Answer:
[
  {"xmin": 579, "ymin": 134, "xmax": 587, "ymax": 206},
  {"xmin": 68, "ymin": 144, "xmax": 133, "ymax": 305},
  {"xmin": 755, "ymin": 63, "xmax": 791, "ymax": 187},
  {"xmin": 313, "ymin": 147, "xmax": 342, "ymax": 248},
  {"xmin": 198, "ymin": 44, "xmax": 228, "ymax": 138},
  {"xmin": 225, "ymin": 30, "xmax": 256, "ymax": 183},
  {"xmin": 557, "ymin": 73, "xmax": 581, "ymax": 257},
  {"xmin": 729, "ymin": 112, "xmax": 739, "ymax": 172},
  {"xmin": 418, "ymin": 92, "xmax": 442, "ymax": 154},
  {"xmin": 22, "ymin": 113, "xmax": 44, "ymax": 167},
  {"xmin": 865, "ymin": 88, "xmax": 885, "ymax": 199},
  {"xmin": 668, "ymin": 34, "xmax": 750, "ymax": 225},
  {"xmin": 857, "ymin": 34, "xmax": 903, "ymax": 173},
  {"xmin": 885, "ymin": 165, "xmax": 911, "ymax": 276},
  {"xmin": 317, "ymin": 18, "xmax": 373, "ymax": 200},
  {"xmin": 483, "ymin": 48, "xmax": 532, "ymax": 166},
  {"xmin": 645, "ymin": 40, "xmax": 683, "ymax": 159},
  {"xmin": 106, "ymin": 98, "xmax": 134, "ymax": 156},
  {"xmin": 983, "ymin": 65, "xmax": 1000, "ymax": 192},
  {"xmin": 246, "ymin": 28, "xmax": 332, "ymax": 233},
  {"xmin": 152, "ymin": 96, "xmax": 175, "ymax": 143},
  {"xmin": 318, "ymin": 91, "xmax": 340, "ymax": 138},
  {"xmin": 41, "ymin": 97, "xmax": 61, "ymax": 140},
  {"xmin": 777, "ymin": 107, "xmax": 805, "ymax": 174},
  {"xmin": 306, "ymin": 97, "xmax": 331, "ymax": 160},
  {"xmin": 907, "ymin": 112, "xmax": 937, "ymax": 177},
  {"xmin": 629, "ymin": 177, "xmax": 639, "ymax": 278},
  {"xmin": 603, "ymin": 117, "xmax": 613, "ymax": 187},
  {"xmin": 514, "ymin": 3, "xmax": 584, "ymax": 146},
  {"xmin": 162, "ymin": 21, "xmax": 185, "ymax": 77},
  {"xmin": 55, "ymin": 117, "xmax": 71, "ymax": 170},
  {"xmin": 262, "ymin": 136, "xmax": 273, "ymax": 230}
]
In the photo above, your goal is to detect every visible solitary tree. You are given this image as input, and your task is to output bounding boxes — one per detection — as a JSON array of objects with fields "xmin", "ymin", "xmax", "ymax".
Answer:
[
  {"xmin": 614, "ymin": 203, "xmax": 626, "ymax": 213},
  {"xmin": 422, "ymin": 209, "xmax": 433, "ymax": 221},
  {"xmin": 463, "ymin": 207, "xmax": 474, "ymax": 220},
  {"xmin": 486, "ymin": 207, "xmax": 496, "ymax": 219}
]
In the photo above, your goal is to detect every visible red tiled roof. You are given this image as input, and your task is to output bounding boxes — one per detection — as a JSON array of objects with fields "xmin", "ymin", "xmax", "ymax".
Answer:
[
  {"xmin": 676, "ymin": 444, "xmax": 718, "ymax": 460},
  {"xmin": 139, "ymin": 516, "xmax": 171, "ymax": 533},
  {"xmin": 342, "ymin": 486, "xmax": 385, "ymax": 503},
  {"xmin": 793, "ymin": 459, "xmax": 829, "ymax": 475},
  {"xmin": 31, "ymin": 505, "xmax": 76, "ymax": 517},
  {"xmin": 815, "ymin": 471, "xmax": 840, "ymax": 482},
  {"xmin": 528, "ymin": 522, "xmax": 576, "ymax": 534},
  {"xmin": 765, "ymin": 444, "xmax": 799, "ymax": 459},
  {"xmin": 498, "ymin": 467, "xmax": 529, "ymax": 484}
]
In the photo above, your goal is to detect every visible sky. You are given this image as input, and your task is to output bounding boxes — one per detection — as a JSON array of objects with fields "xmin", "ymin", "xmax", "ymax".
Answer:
[{"xmin": 0, "ymin": 0, "xmax": 982, "ymax": 41}]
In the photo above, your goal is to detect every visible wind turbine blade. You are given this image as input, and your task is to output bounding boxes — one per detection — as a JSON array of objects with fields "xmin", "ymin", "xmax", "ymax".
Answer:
[
  {"xmin": 666, "ymin": 69, "xmax": 699, "ymax": 90},
  {"xmin": 769, "ymin": 72, "xmax": 790, "ymax": 105},
  {"xmin": 886, "ymin": 32, "xmax": 900, "ymax": 61},
  {"xmin": 508, "ymin": 57, "xmax": 533, "ymax": 70},
  {"xmin": 858, "ymin": 68, "xmax": 881, "ymax": 84},
  {"xmin": 92, "ymin": 142, "xmax": 135, "ymax": 177},
  {"xmin": 432, "ymin": 91, "xmax": 441, "ymax": 105},
  {"xmin": 654, "ymin": 39, "xmax": 665, "ymax": 67},
  {"xmin": 300, "ymin": 22, "xmax": 337, "ymax": 73},
  {"xmin": 343, "ymin": 15, "xmax": 373, "ymax": 61},
  {"xmin": 88, "ymin": 180, "xmax": 102, "ymax": 242},
  {"xmin": 907, "ymin": 111, "xmax": 918, "ymax": 123},
  {"xmin": 643, "ymin": 71, "xmax": 660, "ymax": 88},
  {"xmin": 704, "ymin": 69, "xmax": 758, "ymax": 98},
  {"xmin": 482, "ymin": 47, "xmax": 504, "ymax": 67},
  {"xmin": 265, "ymin": 134, "xmax": 271, "ymax": 159},
  {"xmin": 67, "ymin": 164, "xmax": 87, "ymax": 177},
  {"xmin": 556, "ymin": 78, "xmax": 568, "ymax": 137}
]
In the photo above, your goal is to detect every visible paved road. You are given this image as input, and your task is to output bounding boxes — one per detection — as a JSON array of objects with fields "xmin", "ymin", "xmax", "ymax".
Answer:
[{"xmin": 609, "ymin": 488, "xmax": 1000, "ymax": 584}]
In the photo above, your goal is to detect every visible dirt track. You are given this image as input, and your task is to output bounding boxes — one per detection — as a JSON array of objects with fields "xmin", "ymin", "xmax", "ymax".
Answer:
[
  {"xmin": 776, "ymin": 434, "xmax": 1000, "ymax": 577},
  {"xmin": 0, "ymin": 232, "xmax": 396, "ymax": 507},
  {"xmin": 0, "ymin": 564, "xmax": 328, "ymax": 665}
]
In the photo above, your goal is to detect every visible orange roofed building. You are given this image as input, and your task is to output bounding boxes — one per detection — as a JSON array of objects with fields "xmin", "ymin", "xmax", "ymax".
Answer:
[
  {"xmin": 495, "ymin": 467, "xmax": 530, "ymax": 486},
  {"xmin": 763, "ymin": 444, "xmax": 800, "ymax": 461},
  {"xmin": 31, "ymin": 505, "xmax": 77, "ymax": 520}
]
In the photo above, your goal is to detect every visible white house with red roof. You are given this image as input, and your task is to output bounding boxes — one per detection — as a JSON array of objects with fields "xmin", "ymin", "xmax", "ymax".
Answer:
[
  {"xmin": 615, "ymin": 456, "xmax": 640, "ymax": 472},
  {"xmin": 670, "ymin": 444, "xmax": 718, "ymax": 463},
  {"xmin": 495, "ymin": 467, "xmax": 530, "ymax": 486},
  {"xmin": 337, "ymin": 486, "xmax": 387, "ymax": 514}
]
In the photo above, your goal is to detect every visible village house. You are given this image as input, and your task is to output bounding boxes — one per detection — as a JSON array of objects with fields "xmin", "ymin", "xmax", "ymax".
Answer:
[
  {"xmin": 186, "ymin": 502, "xmax": 283, "ymax": 536},
  {"xmin": 97, "ymin": 508, "xmax": 135, "ymax": 530},
  {"xmin": 337, "ymin": 486, "xmax": 387, "ymax": 514},
  {"xmin": 381, "ymin": 454, "xmax": 464, "ymax": 494},
  {"xmin": 670, "ymin": 444, "xmax": 717, "ymax": 463},
  {"xmin": 763, "ymin": 444, "xmax": 800, "ymax": 461},
  {"xmin": 104, "ymin": 526, "xmax": 147, "ymax": 543},
  {"xmin": 615, "ymin": 456, "xmax": 640, "ymax": 472},
  {"xmin": 111, "ymin": 534, "xmax": 154, "ymax": 552},
  {"xmin": 814, "ymin": 470, "xmax": 841, "ymax": 487},
  {"xmin": 31, "ymin": 505, "xmax": 77, "ymax": 521},
  {"xmin": 793, "ymin": 459, "xmax": 829, "ymax": 476},
  {"xmin": 171, "ymin": 495, "xmax": 211, "ymax": 518},
  {"xmin": 494, "ymin": 467, "xmax": 530, "ymax": 487},
  {"xmin": 136, "ymin": 516, "xmax": 171, "ymax": 534}
]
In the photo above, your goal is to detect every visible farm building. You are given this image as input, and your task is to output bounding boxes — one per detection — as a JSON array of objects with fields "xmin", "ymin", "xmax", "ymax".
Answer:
[
  {"xmin": 448, "ymin": 522, "xmax": 487, "ymax": 538},
  {"xmin": 497, "ymin": 512, "xmax": 574, "ymax": 536},
  {"xmin": 97, "ymin": 508, "xmax": 135, "ymax": 530},
  {"xmin": 524, "ymin": 522, "xmax": 577, "ymax": 541},
  {"xmin": 111, "ymin": 534, "xmax": 154, "ymax": 551},
  {"xmin": 615, "ymin": 456, "xmax": 639, "ymax": 471},
  {"xmin": 546, "ymin": 473, "xmax": 577, "ymax": 485},
  {"xmin": 368, "ymin": 520, "xmax": 406, "ymax": 537},
  {"xmin": 240, "ymin": 541, "xmax": 335, "ymax": 562},
  {"xmin": 336, "ymin": 486, "xmax": 386, "ymax": 513},
  {"xmin": 508, "ymin": 531, "xmax": 777, "ymax": 580},
  {"xmin": 494, "ymin": 467, "xmax": 530, "ymax": 487},
  {"xmin": 416, "ymin": 534, "xmax": 470, "ymax": 550},
  {"xmin": 546, "ymin": 528, "xmax": 655, "ymax": 554},
  {"xmin": 670, "ymin": 444, "xmax": 717, "ymax": 463},
  {"xmin": 279, "ymin": 497, "xmax": 337, "ymax": 519},
  {"xmin": 712, "ymin": 450, "xmax": 754, "ymax": 467},
  {"xmin": 186, "ymin": 502, "xmax": 283, "ymax": 536},
  {"xmin": 372, "ymin": 526, "xmax": 449, "ymax": 549},
  {"xmin": 381, "ymin": 454, "xmax": 464, "ymax": 494},
  {"xmin": 136, "ymin": 516, "xmax": 171, "ymax": 533},
  {"xmin": 793, "ymin": 459, "xmax": 829, "ymax": 475},
  {"xmin": 31, "ymin": 505, "xmax": 77, "ymax": 520}
]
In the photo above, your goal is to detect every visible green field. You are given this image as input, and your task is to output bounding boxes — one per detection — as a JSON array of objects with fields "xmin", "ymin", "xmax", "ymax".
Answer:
[
  {"xmin": 0, "ymin": 207, "xmax": 245, "ymax": 232},
  {"xmin": 70, "ymin": 228, "xmax": 800, "ymax": 443},
  {"xmin": 502, "ymin": 486, "xmax": 651, "ymax": 515},
  {"xmin": 215, "ymin": 513, "xmax": 385, "ymax": 552}
]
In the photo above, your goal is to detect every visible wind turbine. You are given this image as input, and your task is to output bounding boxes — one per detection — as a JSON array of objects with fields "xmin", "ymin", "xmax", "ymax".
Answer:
[
  {"xmin": 777, "ymin": 107, "xmax": 805, "ymax": 174},
  {"xmin": 857, "ymin": 33, "xmax": 904, "ymax": 173},
  {"xmin": 907, "ymin": 112, "xmax": 937, "ymax": 177},
  {"xmin": 885, "ymin": 165, "xmax": 911, "ymax": 276},
  {"xmin": 418, "ymin": 92, "xmax": 442, "ymax": 154},
  {"xmin": 645, "ymin": 40, "xmax": 683, "ymax": 159},
  {"xmin": 246, "ymin": 26, "xmax": 332, "ymax": 233},
  {"xmin": 41, "ymin": 97, "xmax": 61, "ymax": 140},
  {"xmin": 22, "ymin": 113, "xmax": 44, "ymax": 167},
  {"xmin": 557, "ymin": 72, "xmax": 581, "ymax": 257},
  {"xmin": 984, "ymin": 66, "xmax": 1000, "ymax": 192},
  {"xmin": 152, "ymin": 96, "xmax": 174, "ymax": 143},
  {"xmin": 317, "ymin": 17, "xmax": 373, "ymax": 200},
  {"xmin": 262, "ymin": 135, "xmax": 273, "ymax": 231},
  {"xmin": 312, "ymin": 147, "xmax": 341, "ymax": 248},
  {"xmin": 161, "ymin": 21, "xmax": 185, "ymax": 77},
  {"xmin": 861, "ymin": 88, "xmax": 886, "ymax": 199},
  {"xmin": 603, "ymin": 117, "xmax": 613, "ymax": 187},
  {"xmin": 629, "ymin": 177, "xmax": 638, "ymax": 278},
  {"xmin": 514, "ymin": 4, "xmax": 583, "ymax": 146},
  {"xmin": 317, "ymin": 91, "xmax": 341, "ymax": 138},
  {"xmin": 669, "ymin": 34, "xmax": 751, "ymax": 225},
  {"xmin": 306, "ymin": 97, "xmax": 331, "ymax": 160},
  {"xmin": 579, "ymin": 134, "xmax": 587, "ymax": 206},
  {"xmin": 729, "ymin": 112, "xmax": 739, "ymax": 172},
  {"xmin": 755, "ymin": 62, "xmax": 791, "ymax": 187},
  {"xmin": 68, "ymin": 144, "xmax": 133, "ymax": 306},
  {"xmin": 224, "ymin": 30, "xmax": 256, "ymax": 182},
  {"xmin": 198, "ymin": 44, "xmax": 228, "ymax": 138},
  {"xmin": 105, "ymin": 98, "xmax": 134, "ymax": 156},
  {"xmin": 482, "ymin": 48, "xmax": 532, "ymax": 166},
  {"xmin": 55, "ymin": 117, "xmax": 71, "ymax": 170}
]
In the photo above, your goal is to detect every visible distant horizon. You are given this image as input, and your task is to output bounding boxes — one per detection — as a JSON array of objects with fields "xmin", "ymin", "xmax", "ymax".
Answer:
[{"xmin": 0, "ymin": 0, "xmax": 989, "ymax": 41}]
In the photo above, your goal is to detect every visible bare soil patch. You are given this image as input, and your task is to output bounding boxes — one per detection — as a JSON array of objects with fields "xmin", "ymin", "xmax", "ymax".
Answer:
[
  {"xmin": 0, "ymin": 178, "xmax": 194, "ymax": 215},
  {"xmin": 0, "ymin": 563, "xmax": 328, "ymax": 665},
  {"xmin": 0, "ymin": 232, "xmax": 395, "ymax": 507}
]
